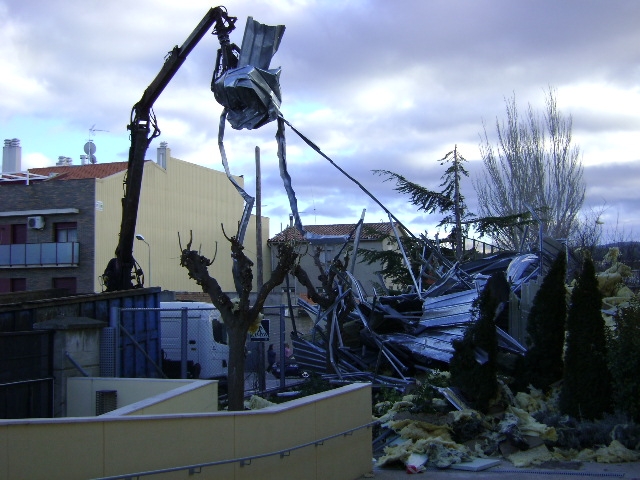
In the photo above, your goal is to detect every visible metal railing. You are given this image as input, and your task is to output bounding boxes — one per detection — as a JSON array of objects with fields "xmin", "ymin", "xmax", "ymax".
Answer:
[
  {"xmin": 0, "ymin": 241, "xmax": 79, "ymax": 267},
  {"xmin": 92, "ymin": 421, "xmax": 377, "ymax": 480},
  {"xmin": 462, "ymin": 236, "xmax": 503, "ymax": 257}
]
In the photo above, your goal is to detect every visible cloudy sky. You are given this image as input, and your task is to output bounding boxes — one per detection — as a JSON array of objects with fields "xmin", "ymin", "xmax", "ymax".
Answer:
[{"xmin": 1, "ymin": 0, "xmax": 639, "ymax": 242}]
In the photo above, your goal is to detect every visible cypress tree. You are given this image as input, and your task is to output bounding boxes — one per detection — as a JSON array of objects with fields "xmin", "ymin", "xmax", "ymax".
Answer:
[
  {"xmin": 608, "ymin": 296, "xmax": 640, "ymax": 422},
  {"xmin": 518, "ymin": 251, "xmax": 567, "ymax": 392},
  {"xmin": 560, "ymin": 257, "xmax": 612, "ymax": 420},
  {"xmin": 450, "ymin": 274, "xmax": 500, "ymax": 412}
]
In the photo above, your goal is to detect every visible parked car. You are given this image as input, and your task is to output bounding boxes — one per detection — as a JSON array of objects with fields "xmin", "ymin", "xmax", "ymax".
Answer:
[{"xmin": 270, "ymin": 358, "xmax": 309, "ymax": 379}]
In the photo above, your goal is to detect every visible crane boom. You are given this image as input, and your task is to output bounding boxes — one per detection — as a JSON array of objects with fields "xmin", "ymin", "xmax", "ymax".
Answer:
[{"xmin": 102, "ymin": 6, "xmax": 238, "ymax": 291}]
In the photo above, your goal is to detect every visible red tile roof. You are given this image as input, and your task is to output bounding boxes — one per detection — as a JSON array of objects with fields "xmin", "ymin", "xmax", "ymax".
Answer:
[
  {"xmin": 269, "ymin": 222, "xmax": 396, "ymax": 243},
  {"xmin": 27, "ymin": 162, "xmax": 130, "ymax": 180}
]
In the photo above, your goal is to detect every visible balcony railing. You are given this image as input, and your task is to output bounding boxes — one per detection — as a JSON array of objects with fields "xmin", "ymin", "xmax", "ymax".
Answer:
[{"xmin": 0, "ymin": 242, "xmax": 79, "ymax": 267}]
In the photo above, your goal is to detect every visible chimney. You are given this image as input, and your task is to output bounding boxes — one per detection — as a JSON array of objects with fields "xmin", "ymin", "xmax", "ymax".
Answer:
[
  {"xmin": 156, "ymin": 141, "xmax": 169, "ymax": 169},
  {"xmin": 2, "ymin": 138, "xmax": 22, "ymax": 172}
]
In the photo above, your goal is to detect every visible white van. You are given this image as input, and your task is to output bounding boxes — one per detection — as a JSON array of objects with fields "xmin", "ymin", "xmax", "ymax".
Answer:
[{"xmin": 159, "ymin": 301, "xmax": 228, "ymax": 380}]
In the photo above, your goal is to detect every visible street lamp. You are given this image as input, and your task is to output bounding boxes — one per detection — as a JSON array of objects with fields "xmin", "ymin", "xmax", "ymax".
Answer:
[{"xmin": 135, "ymin": 234, "xmax": 151, "ymax": 287}]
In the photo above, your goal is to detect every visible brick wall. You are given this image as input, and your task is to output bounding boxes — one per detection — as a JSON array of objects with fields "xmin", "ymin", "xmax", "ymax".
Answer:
[{"xmin": 0, "ymin": 179, "xmax": 97, "ymax": 293}]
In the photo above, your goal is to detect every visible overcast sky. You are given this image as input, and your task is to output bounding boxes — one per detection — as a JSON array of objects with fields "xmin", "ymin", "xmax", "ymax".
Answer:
[{"xmin": 1, "ymin": 0, "xmax": 639, "ymax": 242}]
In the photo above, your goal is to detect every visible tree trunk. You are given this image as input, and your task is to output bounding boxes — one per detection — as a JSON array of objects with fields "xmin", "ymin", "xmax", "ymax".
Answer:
[{"xmin": 226, "ymin": 323, "xmax": 247, "ymax": 411}]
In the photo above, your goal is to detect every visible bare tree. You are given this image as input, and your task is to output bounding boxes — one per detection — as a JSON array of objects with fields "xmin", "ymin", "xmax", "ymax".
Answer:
[
  {"xmin": 180, "ymin": 229, "xmax": 298, "ymax": 411},
  {"xmin": 474, "ymin": 88, "xmax": 585, "ymax": 250},
  {"xmin": 180, "ymin": 227, "xmax": 348, "ymax": 410}
]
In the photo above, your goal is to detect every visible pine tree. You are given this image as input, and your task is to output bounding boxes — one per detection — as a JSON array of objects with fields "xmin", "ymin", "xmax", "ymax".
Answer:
[
  {"xmin": 450, "ymin": 273, "xmax": 501, "ymax": 412},
  {"xmin": 374, "ymin": 146, "xmax": 472, "ymax": 261},
  {"xmin": 560, "ymin": 257, "xmax": 612, "ymax": 419},
  {"xmin": 518, "ymin": 251, "xmax": 567, "ymax": 392}
]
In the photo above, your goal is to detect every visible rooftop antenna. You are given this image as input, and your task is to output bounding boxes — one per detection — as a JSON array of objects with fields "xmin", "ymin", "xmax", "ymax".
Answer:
[
  {"xmin": 300, "ymin": 188, "xmax": 318, "ymax": 223},
  {"xmin": 83, "ymin": 124, "xmax": 109, "ymax": 164}
]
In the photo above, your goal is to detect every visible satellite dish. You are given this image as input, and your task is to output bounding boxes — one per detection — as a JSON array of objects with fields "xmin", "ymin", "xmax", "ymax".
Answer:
[
  {"xmin": 84, "ymin": 141, "xmax": 96, "ymax": 155},
  {"xmin": 90, "ymin": 154, "xmax": 97, "ymax": 164}
]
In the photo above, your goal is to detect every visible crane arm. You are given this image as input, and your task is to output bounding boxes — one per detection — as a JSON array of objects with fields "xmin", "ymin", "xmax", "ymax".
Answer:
[{"xmin": 103, "ymin": 6, "xmax": 238, "ymax": 291}]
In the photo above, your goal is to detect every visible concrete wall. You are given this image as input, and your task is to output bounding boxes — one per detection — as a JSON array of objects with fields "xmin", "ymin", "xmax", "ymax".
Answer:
[
  {"xmin": 0, "ymin": 383, "xmax": 372, "ymax": 480},
  {"xmin": 33, "ymin": 316, "xmax": 104, "ymax": 417},
  {"xmin": 67, "ymin": 377, "xmax": 217, "ymax": 417}
]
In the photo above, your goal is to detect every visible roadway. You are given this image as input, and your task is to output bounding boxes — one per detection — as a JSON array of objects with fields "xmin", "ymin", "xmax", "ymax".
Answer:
[{"xmin": 362, "ymin": 459, "xmax": 640, "ymax": 479}]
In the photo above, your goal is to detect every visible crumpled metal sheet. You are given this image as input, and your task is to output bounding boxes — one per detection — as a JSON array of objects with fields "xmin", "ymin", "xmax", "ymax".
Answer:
[
  {"xmin": 238, "ymin": 17, "xmax": 285, "ymax": 69},
  {"xmin": 506, "ymin": 254, "xmax": 538, "ymax": 287},
  {"xmin": 214, "ymin": 65, "xmax": 282, "ymax": 130},
  {"xmin": 276, "ymin": 117, "xmax": 304, "ymax": 235},
  {"xmin": 212, "ymin": 17, "xmax": 285, "ymax": 130},
  {"xmin": 217, "ymin": 110, "xmax": 254, "ymax": 246}
]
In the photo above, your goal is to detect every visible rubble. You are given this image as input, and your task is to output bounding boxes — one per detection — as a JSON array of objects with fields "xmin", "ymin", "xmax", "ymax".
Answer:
[
  {"xmin": 291, "ymin": 234, "xmax": 562, "ymax": 387},
  {"xmin": 275, "ymin": 214, "xmax": 639, "ymax": 472},
  {"xmin": 370, "ymin": 381, "xmax": 639, "ymax": 472},
  {"xmin": 576, "ymin": 440, "xmax": 640, "ymax": 463}
]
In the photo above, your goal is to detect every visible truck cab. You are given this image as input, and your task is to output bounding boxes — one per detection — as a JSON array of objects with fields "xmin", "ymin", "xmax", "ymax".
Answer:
[{"xmin": 160, "ymin": 301, "xmax": 229, "ymax": 380}]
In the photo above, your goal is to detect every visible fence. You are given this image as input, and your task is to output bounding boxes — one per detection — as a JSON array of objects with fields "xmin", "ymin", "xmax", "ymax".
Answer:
[
  {"xmin": 0, "ymin": 330, "xmax": 54, "ymax": 419},
  {"xmin": 119, "ymin": 304, "xmax": 297, "ymax": 396}
]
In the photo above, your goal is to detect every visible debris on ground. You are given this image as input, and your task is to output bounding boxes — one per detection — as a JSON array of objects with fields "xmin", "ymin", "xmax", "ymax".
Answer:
[
  {"xmin": 270, "ymin": 217, "xmax": 640, "ymax": 473},
  {"xmin": 244, "ymin": 395, "xmax": 276, "ymax": 410},
  {"xmin": 370, "ymin": 380, "xmax": 639, "ymax": 472}
]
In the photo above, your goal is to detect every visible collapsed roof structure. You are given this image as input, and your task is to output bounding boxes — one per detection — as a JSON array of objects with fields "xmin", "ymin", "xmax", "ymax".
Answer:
[{"xmin": 287, "ymin": 233, "xmax": 571, "ymax": 390}]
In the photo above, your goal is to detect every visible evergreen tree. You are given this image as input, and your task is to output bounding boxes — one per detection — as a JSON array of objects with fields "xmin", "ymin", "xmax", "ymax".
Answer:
[
  {"xmin": 608, "ymin": 296, "xmax": 640, "ymax": 422},
  {"xmin": 450, "ymin": 274, "xmax": 501, "ymax": 412},
  {"xmin": 517, "ymin": 251, "xmax": 567, "ymax": 392},
  {"xmin": 357, "ymin": 233, "xmax": 427, "ymax": 293},
  {"xmin": 560, "ymin": 257, "xmax": 612, "ymax": 420},
  {"xmin": 374, "ymin": 146, "xmax": 472, "ymax": 261}
]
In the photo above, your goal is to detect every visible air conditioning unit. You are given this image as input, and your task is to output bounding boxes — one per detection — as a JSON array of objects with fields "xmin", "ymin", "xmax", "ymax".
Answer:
[{"xmin": 27, "ymin": 216, "xmax": 45, "ymax": 230}]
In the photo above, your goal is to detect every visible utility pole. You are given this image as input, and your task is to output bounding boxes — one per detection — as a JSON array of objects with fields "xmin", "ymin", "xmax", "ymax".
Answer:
[{"xmin": 255, "ymin": 146, "xmax": 265, "ymax": 392}]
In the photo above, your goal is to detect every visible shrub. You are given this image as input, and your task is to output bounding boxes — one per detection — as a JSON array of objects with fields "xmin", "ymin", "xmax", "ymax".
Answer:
[
  {"xmin": 450, "ymin": 274, "xmax": 501, "ymax": 412},
  {"xmin": 608, "ymin": 296, "xmax": 640, "ymax": 422},
  {"xmin": 560, "ymin": 257, "xmax": 612, "ymax": 420},
  {"xmin": 517, "ymin": 251, "xmax": 567, "ymax": 392}
]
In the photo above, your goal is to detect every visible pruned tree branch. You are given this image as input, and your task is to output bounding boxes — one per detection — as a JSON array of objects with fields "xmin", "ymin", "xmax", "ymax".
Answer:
[{"xmin": 180, "ymin": 230, "xmax": 234, "ymax": 318}]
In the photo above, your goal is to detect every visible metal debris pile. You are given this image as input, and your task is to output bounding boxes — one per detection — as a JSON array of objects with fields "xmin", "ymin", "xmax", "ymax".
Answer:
[{"xmin": 289, "ymin": 232, "xmax": 571, "ymax": 389}]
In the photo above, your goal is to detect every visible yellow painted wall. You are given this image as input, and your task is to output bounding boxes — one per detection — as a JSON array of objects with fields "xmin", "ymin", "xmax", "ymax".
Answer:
[
  {"xmin": 94, "ymin": 155, "xmax": 271, "ymax": 292},
  {"xmin": 66, "ymin": 377, "xmax": 216, "ymax": 417},
  {"xmin": 94, "ymin": 168, "xmax": 125, "ymax": 292},
  {"xmin": 0, "ymin": 383, "xmax": 373, "ymax": 480}
]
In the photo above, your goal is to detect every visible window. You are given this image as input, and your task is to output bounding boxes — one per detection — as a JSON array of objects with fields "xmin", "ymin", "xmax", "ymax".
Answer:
[
  {"xmin": 0, "ymin": 225, "xmax": 9, "ymax": 245},
  {"xmin": 0, "ymin": 278, "xmax": 26, "ymax": 293},
  {"xmin": 53, "ymin": 277, "xmax": 76, "ymax": 294},
  {"xmin": 0, "ymin": 224, "xmax": 26, "ymax": 244},
  {"xmin": 13, "ymin": 224, "xmax": 26, "ymax": 244},
  {"xmin": 11, "ymin": 278, "xmax": 26, "ymax": 291},
  {"xmin": 55, "ymin": 222, "xmax": 78, "ymax": 242}
]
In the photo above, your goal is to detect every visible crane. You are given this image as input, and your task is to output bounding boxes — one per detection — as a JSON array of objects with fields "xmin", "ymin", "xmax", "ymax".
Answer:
[{"xmin": 102, "ymin": 6, "xmax": 239, "ymax": 291}]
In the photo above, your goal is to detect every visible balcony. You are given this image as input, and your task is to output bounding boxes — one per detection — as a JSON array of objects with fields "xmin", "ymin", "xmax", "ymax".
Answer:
[{"xmin": 0, "ymin": 242, "xmax": 79, "ymax": 267}]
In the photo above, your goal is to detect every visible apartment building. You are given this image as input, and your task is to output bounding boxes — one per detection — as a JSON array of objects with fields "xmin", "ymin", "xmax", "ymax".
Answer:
[{"xmin": 0, "ymin": 140, "xmax": 269, "ymax": 294}]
